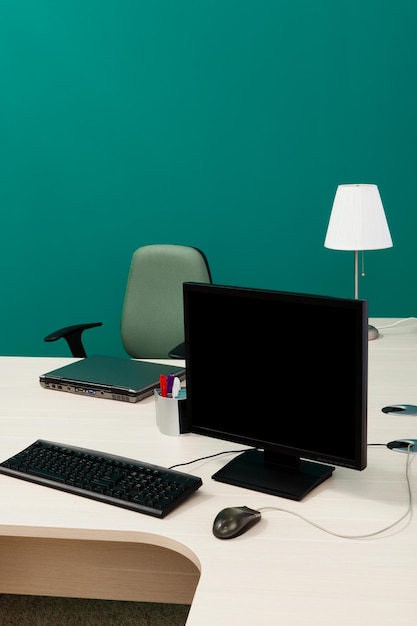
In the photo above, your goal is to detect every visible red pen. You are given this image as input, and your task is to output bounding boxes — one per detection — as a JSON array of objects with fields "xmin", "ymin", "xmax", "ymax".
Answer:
[{"xmin": 159, "ymin": 374, "xmax": 168, "ymax": 397}]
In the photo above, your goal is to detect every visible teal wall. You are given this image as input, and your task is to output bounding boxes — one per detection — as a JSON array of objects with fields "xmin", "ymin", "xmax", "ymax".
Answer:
[{"xmin": 1, "ymin": 1, "xmax": 416, "ymax": 356}]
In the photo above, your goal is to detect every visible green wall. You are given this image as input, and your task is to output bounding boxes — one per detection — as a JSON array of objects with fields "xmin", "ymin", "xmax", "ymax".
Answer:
[{"xmin": 1, "ymin": 1, "xmax": 416, "ymax": 356}]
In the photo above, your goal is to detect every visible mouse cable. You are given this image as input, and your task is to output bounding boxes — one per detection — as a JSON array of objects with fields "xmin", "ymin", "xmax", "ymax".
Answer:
[
  {"xmin": 258, "ymin": 444, "xmax": 415, "ymax": 540},
  {"xmin": 168, "ymin": 448, "xmax": 256, "ymax": 470},
  {"xmin": 377, "ymin": 317, "xmax": 417, "ymax": 330}
]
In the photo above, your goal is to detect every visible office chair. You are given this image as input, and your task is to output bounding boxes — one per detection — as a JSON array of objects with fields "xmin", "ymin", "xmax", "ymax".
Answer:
[{"xmin": 44, "ymin": 244, "xmax": 212, "ymax": 359}]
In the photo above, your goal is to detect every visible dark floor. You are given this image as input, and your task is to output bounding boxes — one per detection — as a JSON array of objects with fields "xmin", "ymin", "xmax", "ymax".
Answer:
[{"xmin": 0, "ymin": 595, "xmax": 190, "ymax": 626}]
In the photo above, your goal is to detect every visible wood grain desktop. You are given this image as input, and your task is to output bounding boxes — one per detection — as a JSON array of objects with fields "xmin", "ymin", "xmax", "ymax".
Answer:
[{"xmin": 0, "ymin": 320, "xmax": 416, "ymax": 625}]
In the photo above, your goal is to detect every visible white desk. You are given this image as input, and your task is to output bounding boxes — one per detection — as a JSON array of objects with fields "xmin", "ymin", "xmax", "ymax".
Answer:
[{"xmin": 1, "ymin": 318, "xmax": 417, "ymax": 624}]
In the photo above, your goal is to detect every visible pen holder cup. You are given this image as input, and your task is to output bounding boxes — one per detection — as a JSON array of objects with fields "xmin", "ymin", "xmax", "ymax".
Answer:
[{"xmin": 154, "ymin": 389, "xmax": 190, "ymax": 437}]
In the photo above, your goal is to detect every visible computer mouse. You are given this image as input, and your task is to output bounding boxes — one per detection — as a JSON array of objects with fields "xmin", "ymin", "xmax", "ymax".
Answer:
[
  {"xmin": 387, "ymin": 439, "xmax": 417, "ymax": 452},
  {"xmin": 368, "ymin": 324, "xmax": 379, "ymax": 340},
  {"xmin": 382, "ymin": 404, "xmax": 417, "ymax": 416},
  {"xmin": 212, "ymin": 506, "xmax": 262, "ymax": 540}
]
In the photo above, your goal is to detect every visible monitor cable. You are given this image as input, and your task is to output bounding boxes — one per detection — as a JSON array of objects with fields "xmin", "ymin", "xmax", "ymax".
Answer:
[{"xmin": 168, "ymin": 448, "xmax": 256, "ymax": 470}]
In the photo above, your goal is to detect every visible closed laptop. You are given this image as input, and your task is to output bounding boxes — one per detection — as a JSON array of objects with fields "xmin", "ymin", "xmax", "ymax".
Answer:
[{"xmin": 39, "ymin": 355, "xmax": 185, "ymax": 403}]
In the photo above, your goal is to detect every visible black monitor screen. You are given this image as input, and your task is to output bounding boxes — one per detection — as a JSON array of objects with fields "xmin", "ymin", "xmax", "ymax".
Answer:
[{"xmin": 183, "ymin": 282, "xmax": 368, "ymax": 501}]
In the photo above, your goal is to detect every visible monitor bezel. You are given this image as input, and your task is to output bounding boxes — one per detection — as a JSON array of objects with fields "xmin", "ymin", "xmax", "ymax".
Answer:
[{"xmin": 183, "ymin": 282, "xmax": 368, "ymax": 480}]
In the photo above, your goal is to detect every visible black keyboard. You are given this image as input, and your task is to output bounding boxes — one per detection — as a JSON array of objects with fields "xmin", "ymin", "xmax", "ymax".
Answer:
[{"xmin": 0, "ymin": 439, "xmax": 202, "ymax": 518}]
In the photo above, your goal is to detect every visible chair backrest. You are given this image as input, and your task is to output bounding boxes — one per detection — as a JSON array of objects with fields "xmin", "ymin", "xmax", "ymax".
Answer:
[{"xmin": 120, "ymin": 244, "xmax": 212, "ymax": 358}]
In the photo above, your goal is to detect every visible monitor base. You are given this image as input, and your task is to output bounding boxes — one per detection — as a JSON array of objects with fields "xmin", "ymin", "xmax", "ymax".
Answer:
[{"xmin": 212, "ymin": 449, "xmax": 334, "ymax": 501}]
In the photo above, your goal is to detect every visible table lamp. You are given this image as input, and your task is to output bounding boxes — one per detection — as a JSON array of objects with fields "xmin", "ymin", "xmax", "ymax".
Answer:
[{"xmin": 324, "ymin": 183, "xmax": 393, "ymax": 340}]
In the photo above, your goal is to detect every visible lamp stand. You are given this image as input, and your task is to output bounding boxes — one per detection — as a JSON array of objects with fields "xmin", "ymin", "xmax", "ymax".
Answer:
[{"xmin": 354, "ymin": 250, "xmax": 379, "ymax": 341}]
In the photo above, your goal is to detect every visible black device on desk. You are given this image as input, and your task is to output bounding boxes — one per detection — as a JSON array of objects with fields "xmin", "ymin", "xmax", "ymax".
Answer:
[
  {"xmin": 0, "ymin": 440, "xmax": 202, "ymax": 517},
  {"xmin": 183, "ymin": 282, "xmax": 368, "ymax": 501}
]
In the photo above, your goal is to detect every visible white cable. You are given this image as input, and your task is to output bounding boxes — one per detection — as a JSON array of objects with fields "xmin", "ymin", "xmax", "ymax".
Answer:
[
  {"xmin": 377, "ymin": 317, "xmax": 417, "ymax": 330},
  {"xmin": 259, "ymin": 446, "xmax": 414, "ymax": 540}
]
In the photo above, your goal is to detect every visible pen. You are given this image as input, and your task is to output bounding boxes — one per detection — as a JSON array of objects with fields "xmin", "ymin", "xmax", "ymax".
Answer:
[
  {"xmin": 159, "ymin": 374, "xmax": 168, "ymax": 397},
  {"xmin": 167, "ymin": 374, "xmax": 175, "ymax": 395},
  {"xmin": 171, "ymin": 376, "xmax": 181, "ymax": 399}
]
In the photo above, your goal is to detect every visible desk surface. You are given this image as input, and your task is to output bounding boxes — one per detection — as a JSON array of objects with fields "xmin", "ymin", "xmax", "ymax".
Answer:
[{"xmin": 1, "ymin": 318, "xmax": 417, "ymax": 624}]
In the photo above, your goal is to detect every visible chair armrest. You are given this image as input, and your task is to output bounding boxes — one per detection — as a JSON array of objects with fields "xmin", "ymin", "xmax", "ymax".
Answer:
[
  {"xmin": 168, "ymin": 342, "xmax": 185, "ymax": 359},
  {"xmin": 44, "ymin": 322, "xmax": 103, "ymax": 358}
]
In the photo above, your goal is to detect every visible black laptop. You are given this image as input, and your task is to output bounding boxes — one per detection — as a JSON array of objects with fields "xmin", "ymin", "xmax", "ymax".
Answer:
[{"xmin": 39, "ymin": 355, "xmax": 186, "ymax": 403}]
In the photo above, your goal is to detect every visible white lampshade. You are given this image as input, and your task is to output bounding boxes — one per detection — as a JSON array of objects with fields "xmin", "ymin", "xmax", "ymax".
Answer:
[{"xmin": 324, "ymin": 184, "xmax": 393, "ymax": 251}]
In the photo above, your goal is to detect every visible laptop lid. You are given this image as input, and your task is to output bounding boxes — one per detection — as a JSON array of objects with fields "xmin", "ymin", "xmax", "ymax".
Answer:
[{"xmin": 39, "ymin": 355, "xmax": 186, "ymax": 403}]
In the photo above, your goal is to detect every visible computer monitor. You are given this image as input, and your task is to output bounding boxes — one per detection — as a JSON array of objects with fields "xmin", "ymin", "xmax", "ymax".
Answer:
[{"xmin": 183, "ymin": 282, "xmax": 368, "ymax": 501}]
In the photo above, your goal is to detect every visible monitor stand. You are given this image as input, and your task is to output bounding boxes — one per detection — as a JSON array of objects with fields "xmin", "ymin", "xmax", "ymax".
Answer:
[{"xmin": 212, "ymin": 449, "xmax": 334, "ymax": 501}]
